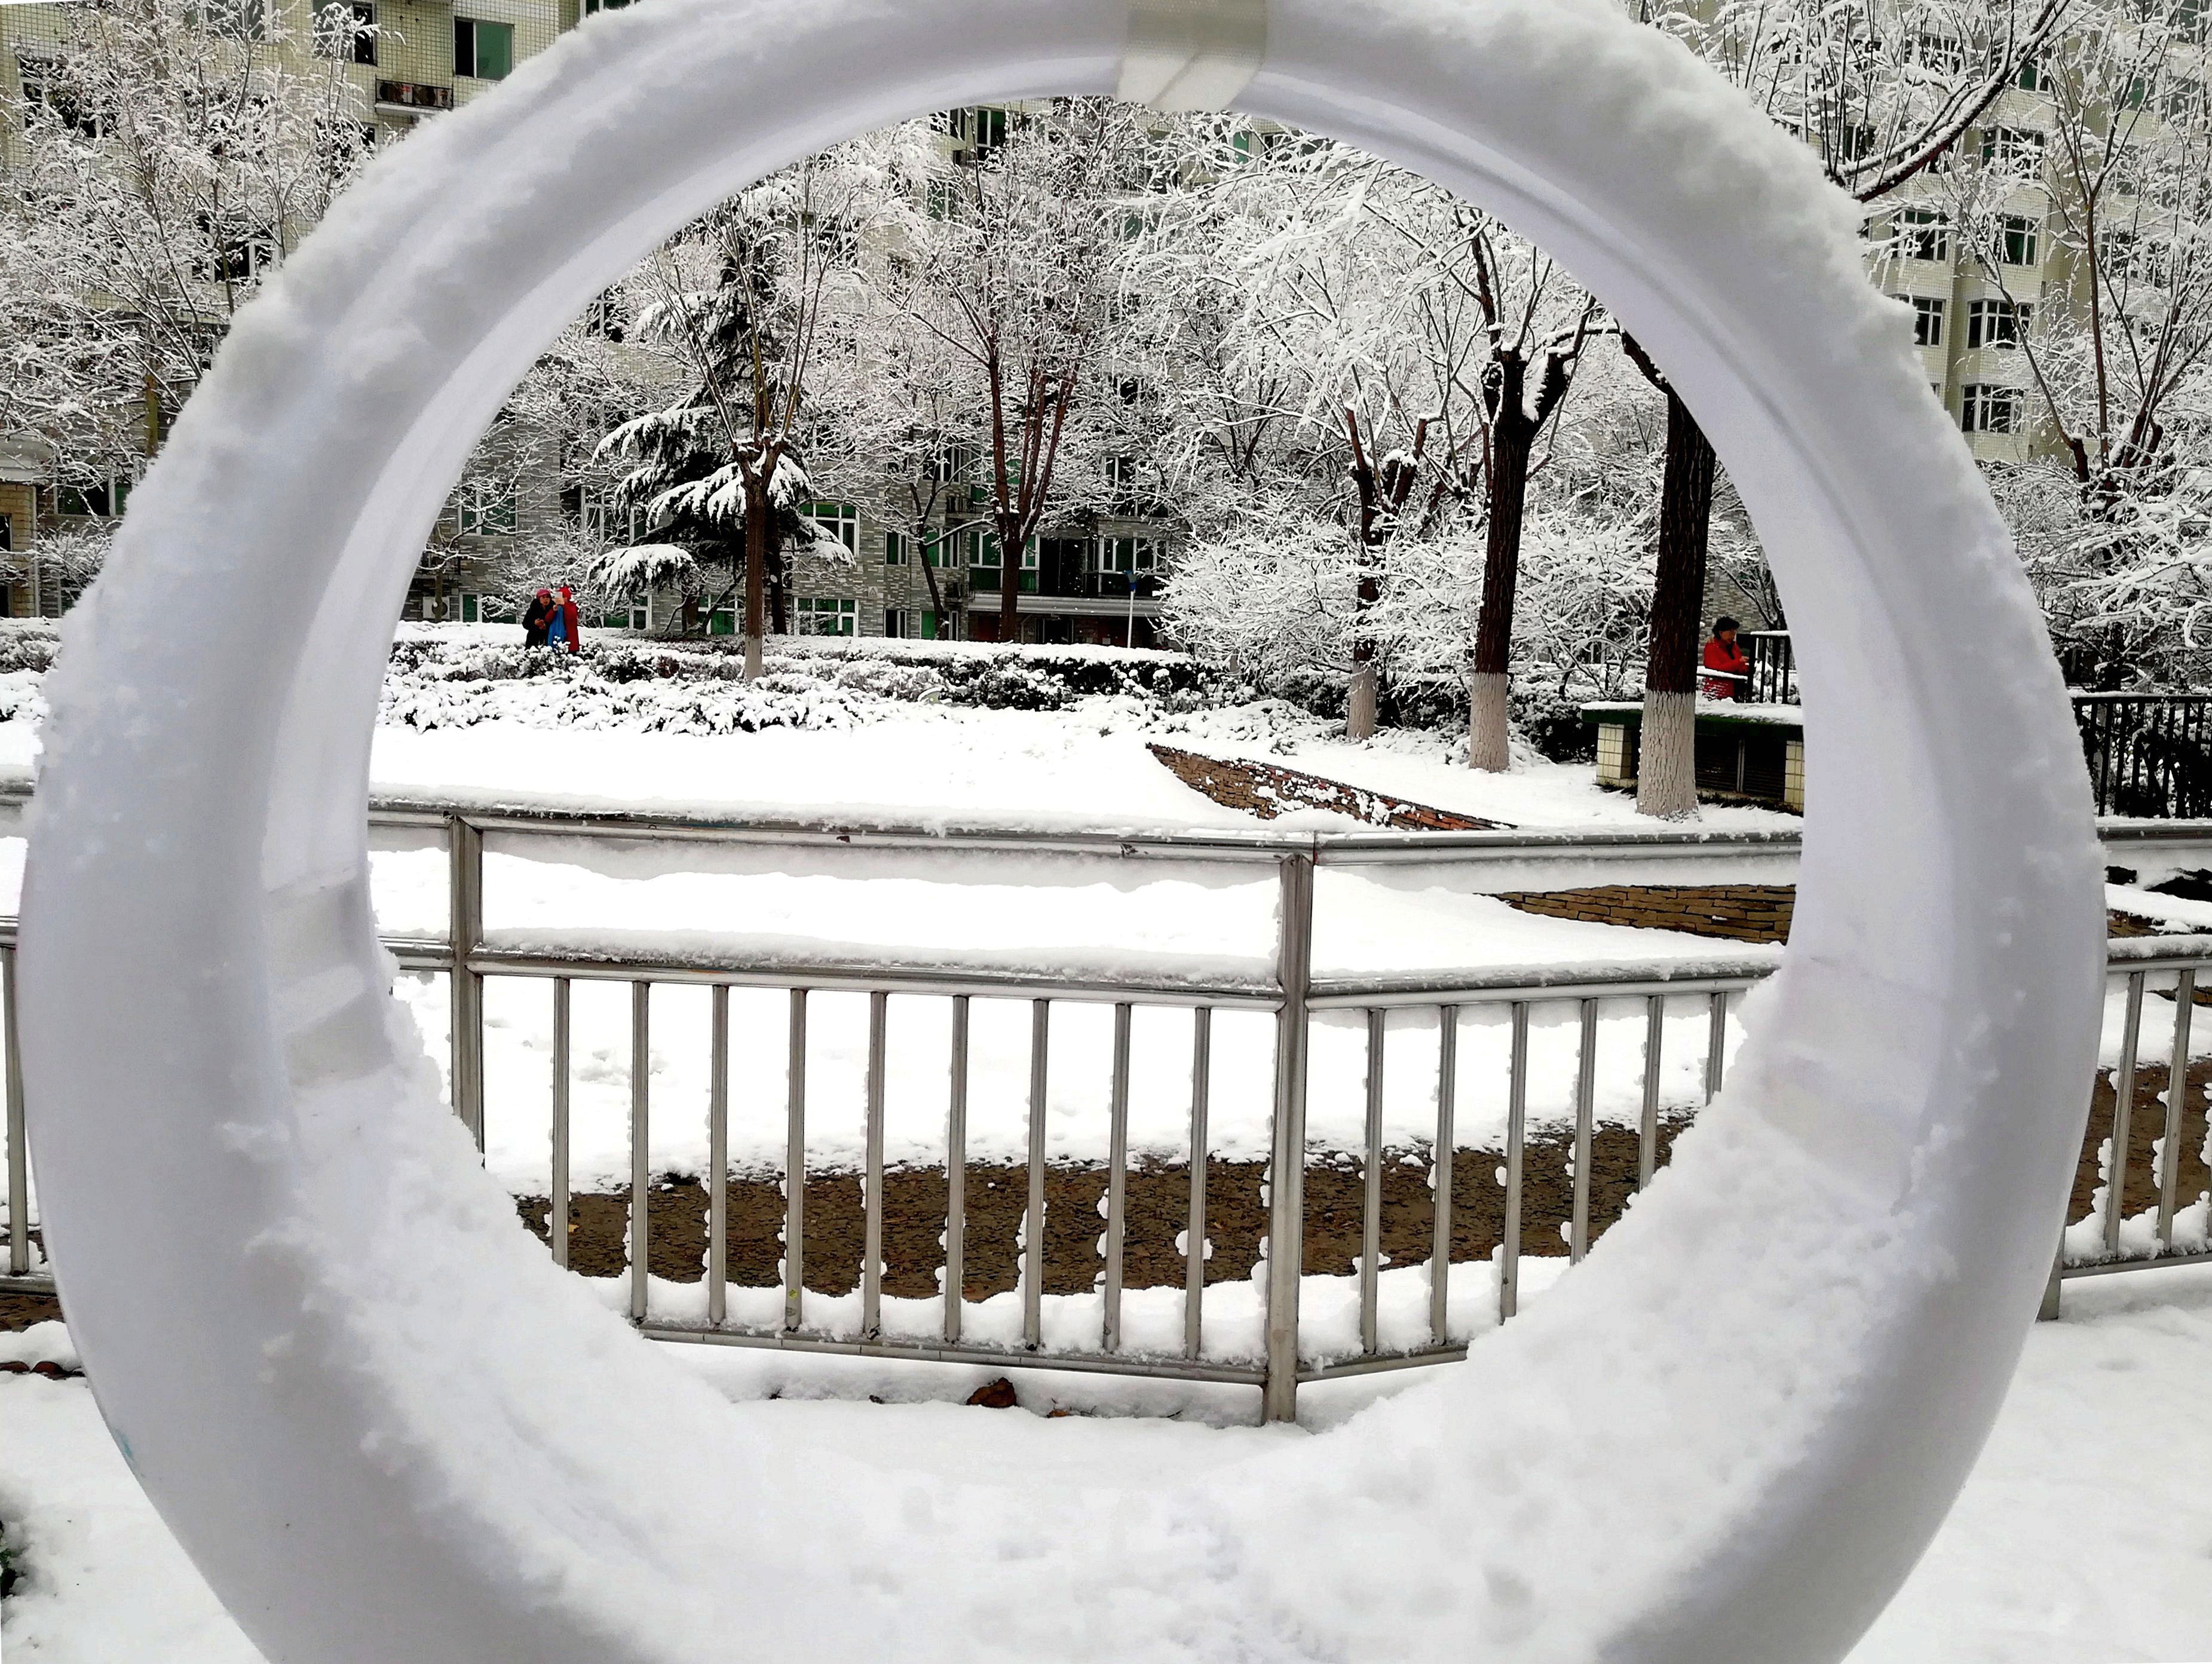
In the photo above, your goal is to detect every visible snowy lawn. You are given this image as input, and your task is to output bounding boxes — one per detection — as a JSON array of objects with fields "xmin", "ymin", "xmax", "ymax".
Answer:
[{"xmin": 6, "ymin": 1263, "xmax": 2211, "ymax": 1662}]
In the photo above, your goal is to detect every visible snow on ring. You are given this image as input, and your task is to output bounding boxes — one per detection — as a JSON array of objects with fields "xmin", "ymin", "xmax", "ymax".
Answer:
[{"xmin": 17, "ymin": 0, "xmax": 2104, "ymax": 1659}]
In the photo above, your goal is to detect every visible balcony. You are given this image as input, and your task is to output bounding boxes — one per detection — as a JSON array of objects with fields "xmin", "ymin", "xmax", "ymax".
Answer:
[{"xmin": 376, "ymin": 80, "xmax": 454, "ymax": 116}]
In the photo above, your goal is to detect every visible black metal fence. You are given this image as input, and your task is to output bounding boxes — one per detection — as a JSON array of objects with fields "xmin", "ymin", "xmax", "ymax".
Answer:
[
  {"xmin": 2076, "ymin": 694, "xmax": 2212, "ymax": 819},
  {"xmin": 1744, "ymin": 631, "xmax": 1796, "ymax": 704}
]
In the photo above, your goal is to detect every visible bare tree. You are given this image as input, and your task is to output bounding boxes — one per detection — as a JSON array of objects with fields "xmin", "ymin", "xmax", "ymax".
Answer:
[
  {"xmin": 1629, "ymin": 0, "xmax": 2064, "ymax": 814},
  {"xmin": 891, "ymin": 102, "xmax": 1129, "ymax": 643}
]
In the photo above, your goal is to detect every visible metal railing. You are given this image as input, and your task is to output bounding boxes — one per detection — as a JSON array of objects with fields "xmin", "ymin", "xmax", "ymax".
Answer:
[
  {"xmin": 2, "ymin": 796, "xmax": 2208, "ymax": 1421},
  {"xmin": 2076, "ymin": 693, "xmax": 2212, "ymax": 819},
  {"xmin": 1744, "ymin": 630, "xmax": 1797, "ymax": 704}
]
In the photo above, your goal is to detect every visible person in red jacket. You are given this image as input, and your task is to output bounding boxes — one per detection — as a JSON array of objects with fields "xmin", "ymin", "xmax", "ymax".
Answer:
[
  {"xmin": 1701, "ymin": 616, "xmax": 1750, "ymax": 700},
  {"xmin": 554, "ymin": 585, "xmax": 581, "ymax": 654}
]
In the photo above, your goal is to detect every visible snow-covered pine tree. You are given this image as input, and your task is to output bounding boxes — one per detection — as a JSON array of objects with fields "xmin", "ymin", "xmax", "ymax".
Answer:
[{"xmin": 593, "ymin": 136, "xmax": 896, "ymax": 669}]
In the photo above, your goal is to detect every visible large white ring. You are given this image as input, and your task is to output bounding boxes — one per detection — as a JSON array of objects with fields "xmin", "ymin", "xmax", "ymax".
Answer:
[{"xmin": 19, "ymin": 0, "xmax": 2104, "ymax": 1659}]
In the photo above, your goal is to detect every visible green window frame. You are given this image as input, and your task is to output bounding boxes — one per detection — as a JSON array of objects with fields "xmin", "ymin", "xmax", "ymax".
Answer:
[
  {"xmin": 454, "ymin": 17, "xmax": 514, "ymax": 81},
  {"xmin": 795, "ymin": 596, "xmax": 857, "ymax": 637}
]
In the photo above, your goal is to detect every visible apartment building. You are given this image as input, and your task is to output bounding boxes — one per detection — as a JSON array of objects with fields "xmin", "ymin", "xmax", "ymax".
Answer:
[
  {"xmin": 1865, "ymin": 62, "xmax": 2056, "ymax": 465},
  {"xmin": 0, "ymin": 0, "xmax": 569, "ymax": 614}
]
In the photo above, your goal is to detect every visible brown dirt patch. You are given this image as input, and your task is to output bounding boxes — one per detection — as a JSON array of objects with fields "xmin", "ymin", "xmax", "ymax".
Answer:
[
  {"xmin": 1147, "ymin": 744, "xmax": 1503, "ymax": 831},
  {"xmin": 512, "ymin": 1117, "xmax": 1693, "ymax": 1296}
]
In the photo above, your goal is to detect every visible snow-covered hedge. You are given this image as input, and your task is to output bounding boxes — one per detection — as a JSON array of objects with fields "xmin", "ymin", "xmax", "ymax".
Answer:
[{"xmin": 375, "ymin": 631, "xmax": 1257, "ymax": 733}]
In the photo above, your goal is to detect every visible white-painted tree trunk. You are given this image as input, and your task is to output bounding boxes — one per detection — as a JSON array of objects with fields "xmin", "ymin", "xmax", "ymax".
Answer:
[
  {"xmin": 743, "ymin": 633, "xmax": 764, "ymax": 681},
  {"xmin": 1465, "ymin": 670, "xmax": 1511, "ymax": 771},
  {"xmin": 1635, "ymin": 687, "xmax": 1700, "ymax": 820},
  {"xmin": 1346, "ymin": 662, "xmax": 1378, "ymax": 741}
]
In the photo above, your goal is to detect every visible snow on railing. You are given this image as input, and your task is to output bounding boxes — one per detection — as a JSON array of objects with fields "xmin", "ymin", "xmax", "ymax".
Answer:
[{"xmin": 3, "ymin": 795, "xmax": 2207, "ymax": 1416}]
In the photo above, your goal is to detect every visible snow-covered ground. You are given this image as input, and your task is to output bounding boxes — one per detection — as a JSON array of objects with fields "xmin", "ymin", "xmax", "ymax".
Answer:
[{"xmin": 8, "ymin": 1262, "xmax": 2211, "ymax": 1663}]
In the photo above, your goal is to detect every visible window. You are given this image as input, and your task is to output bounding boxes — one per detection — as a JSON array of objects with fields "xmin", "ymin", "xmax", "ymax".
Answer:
[
  {"xmin": 966, "ymin": 106, "xmax": 1008, "ymax": 158},
  {"xmin": 803, "ymin": 501, "xmax": 858, "ymax": 553},
  {"xmin": 926, "ymin": 177, "xmax": 957, "ymax": 220},
  {"xmin": 1981, "ymin": 125, "xmax": 2046, "ymax": 172},
  {"xmin": 2014, "ymin": 55, "xmax": 2042, "ymax": 92},
  {"xmin": 583, "ymin": 0, "xmax": 635, "ymax": 12},
  {"xmin": 1105, "ymin": 453, "xmax": 1139, "ymax": 508},
  {"xmin": 1916, "ymin": 31, "xmax": 1965, "ymax": 73},
  {"xmin": 1996, "ymin": 214, "xmax": 2040, "ymax": 266},
  {"xmin": 2121, "ymin": 75, "xmax": 2155, "ymax": 112},
  {"xmin": 313, "ymin": 2, "xmax": 375, "ymax": 64},
  {"xmin": 1836, "ymin": 121, "xmax": 1878, "ymax": 164},
  {"xmin": 454, "ymin": 18, "xmax": 514, "ymax": 81},
  {"xmin": 580, "ymin": 490, "xmax": 648, "ymax": 545},
  {"xmin": 56, "ymin": 474, "xmax": 130, "ymax": 518},
  {"xmin": 883, "ymin": 530, "xmax": 908, "ymax": 565},
  {"xmin": 192, "ymin": 0, "xmax": 265, "ymax": 40},
  {"xmin": 807, "ymin": 213, "xmax": 859, "ymax": 265},
  {"xmin": 581, "ymin": 292, "xmax": 626, "ymax": 340},
  {"xmin": 1960, "ymin": 384, "xmax": 2021, "ymax": 434},
  {"xmin": 884, "ymin": 608, "xmax": 940, "ymax": 639},
  {"xmin": 456, "ymin": 478, "xmax": 517, "ymax": 535},
  {"xmin": 0, "ymin": 514, "xmax": 10, "ymax": 552},
  {"xmin": 2174, "ymin": 0, "xmax": 2209, "ymax": 43},
  {"xmin": 929, "ymin": 442, "xmax": 972, "ymax": 484},
  {"xmin": 17, "ymin": 55, "xmax": 103, "ymax": 139},
  {"xmin": 1911, "ymin": 296, "xmax": 1946, "ymax": 348},
  {"xmin": 1898, "ymin": 207, "xmax": 1950, "ymax": 262},
  {"xmin": 1966, "ymin": 298, "xmax": 2031, "ymax": 349},
  {"xmin": 795, "ymin": 596, "xmax": 857, "ymax": 636},
  {"xmin": 1096, "ymin": 537, "xmax": 1160, "ymax": 574},
  {"xmin": 923, "ymin": 535, "xmax": 961, "ymax": 568}
]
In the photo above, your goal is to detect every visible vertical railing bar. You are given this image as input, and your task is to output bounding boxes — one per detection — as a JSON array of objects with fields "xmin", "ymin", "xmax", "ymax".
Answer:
[
  {"xmin": 1184, "ymin": 1006, "xmax": 1212, "ymax": 1360},
  {"xmin": 862, "ymin": 989, "xmax": 888, "ymax": 1340},
  {"xmin": 1102, "ymin": 1002, "xmax": 1133, "ymax": 1355},
  {"xmin": 783, "ymin": 988, "xmax": 808, "ymax": 1334},
  {"xmin": 943, "ymin": 995, "xmax": 970, "ymax": 1344},
  {"xmin": 4, "ymin": 948, "xmax": 27, "ymax": 1277},
  {"xmin": 629, "ymin": 979, "xmax": 651, "ymax": 1324},
  {"xmin": 1263, "ymin": 849, "xmax": 1316, "ymax": 1424},
  {"xmin": 550, "ymin": 977, "xmax": 571, "ymax": 1270},
  {"xmin": 1500, "ymin": 1000, "xmax": 1529, "ymax": 1323},
  {"xmin": 1428, "ymin": 1005, "xmax": 1457, "ymax": 1349},
  {"xmin": 1024, "ymin": 998, "xmax": 1051, "ymax": 1351},
  {"xmin": 2160, "ymin": 969, "xmax": 2195, "ymax": 1249},
  {"xmin": 1359, "ymin": 1007, "xmax": 1386, "ymax": 1356},
  {"xmin": 1704, "ymin": 989, "xmax": 1729, "ymax": 1102},
  {"xmin": 1638, "ymin": 992, "xmax": 1663, "ymax": 1191},
  {"xmin": 1569, "ymin": 997, "xmax": 1598, "ymax": 1264},
  {"xmin": 707, "ymin": 983, "xmax": 729, "ymax": 1327},
  {"xmin": 449, "ymin": 814, "xmax": 485, "ymax": 1151},
  {"xmin": 2104, "ymin": 970, "xmax": 2146, "ymax": 1257}
]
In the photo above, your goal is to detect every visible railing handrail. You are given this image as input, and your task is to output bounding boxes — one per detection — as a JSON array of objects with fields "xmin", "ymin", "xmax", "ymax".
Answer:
[
  {"xmin": 2071, "ymin": 691, "xmax": 2212, "ymax": 704},
  {"xmin": 11, "ymin": 772, "xmax": 2210, "ymax": 860}
]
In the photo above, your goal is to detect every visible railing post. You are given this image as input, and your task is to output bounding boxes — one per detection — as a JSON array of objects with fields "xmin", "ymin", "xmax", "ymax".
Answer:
[
  {"xmin": 4, "ymin": 946, "xmax": 27, "ymax": 1277},
  {"xmin": 1263, "ymin": 847, "xmax": 1315, "ymax": 1424},
  {"xmin": 448, "ymin": 814, "xmax": 485, "ymax": 1150}
]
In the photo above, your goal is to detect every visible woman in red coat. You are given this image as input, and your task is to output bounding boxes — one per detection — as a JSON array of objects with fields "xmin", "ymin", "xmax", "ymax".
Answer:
[
  {"xmin": 554, "ymin": 585, "xmax": 581, "ymax": 654},
  {"xmin": 1701, "ymin": 616, "xmax": 1749, "ymax": 700}
]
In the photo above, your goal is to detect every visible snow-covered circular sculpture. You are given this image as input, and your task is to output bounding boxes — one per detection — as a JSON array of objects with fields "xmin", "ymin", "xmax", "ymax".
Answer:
[{"xmin": 17, "ymin": 0, "xmax": 2104, "ymax": 1659}]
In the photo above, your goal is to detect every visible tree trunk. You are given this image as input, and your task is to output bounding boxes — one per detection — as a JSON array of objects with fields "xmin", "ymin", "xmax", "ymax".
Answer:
[
  {"xmin": 743, "ymin": 488, "xmax": 767, "ymax": 681},
  {"xmin": 997, "ymin": 523, "xmax": 1021, "ymax": 643},
  {"xmin": 1637, "ymin": 392, "xmax": 1717, "ymax": 820},
  {"xmin": 1467, "ymin": 414, "xmax": 1534, "ymax": 771},
  {"xmin": 918, "ymin": 544, "xmax": 952, "ymax": 640},
  {"xmin": 1347, "ymin": 556, "xmax": 1382, "ymax": 741},
  {"xmin": 1346, "ymin": 657, "xmax": 1378, "ymax": 741}
]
